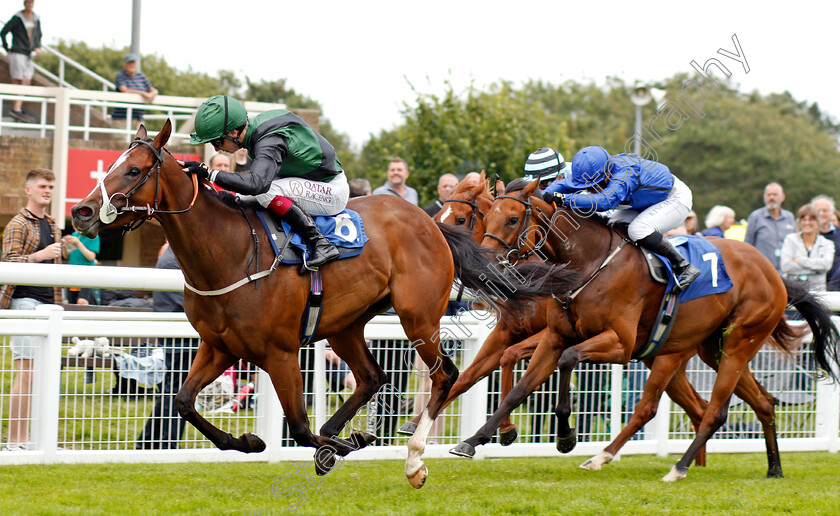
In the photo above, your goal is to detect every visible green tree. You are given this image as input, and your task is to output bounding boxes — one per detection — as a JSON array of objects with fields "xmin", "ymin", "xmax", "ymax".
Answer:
[{"xmin": 357, "ymin": 80, "xmax": 570, "ymax": 205}]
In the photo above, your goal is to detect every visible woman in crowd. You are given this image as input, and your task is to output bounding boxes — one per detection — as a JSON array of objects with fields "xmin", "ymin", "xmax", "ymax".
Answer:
[
  {"xmin": 699, "ymin": 205, "xmax": 735, "ymax": 238},
  {"xmin": 781, "ymin": 204, "xmax": 835, "ymax": 291}
]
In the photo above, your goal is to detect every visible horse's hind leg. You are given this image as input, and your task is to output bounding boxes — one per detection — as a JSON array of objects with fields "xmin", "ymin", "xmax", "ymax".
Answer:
[
  {"xmin": 661, "ymin": 360, "xmax": 709, "ymax": 467},
  {"xmin": 729, "ymin": 368, "xmax": 782, "ymax": 478},
  {"xmin": 174, "ymin": 342, "xmax": 259, "ymax": 452},
  {"xmin": 318, "ymin": 320, "xmax": 387, "ymax": 449},
  {"xmin": 581, "ymin": 352, "xmax": 690, "ymax": 470}
]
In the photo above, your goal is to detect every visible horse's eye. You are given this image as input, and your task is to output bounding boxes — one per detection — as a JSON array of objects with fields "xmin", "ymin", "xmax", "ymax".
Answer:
[
  {"xmin": 507, "ymin": 216, "xmax": 519, "ymax": 225},
  {"xmin": 456, "ymin": 217, "xmax": 467, "ymax": 225},
  {"xmin": 127, "ymin": 167, "xmax": 141, "ymax": 177}
]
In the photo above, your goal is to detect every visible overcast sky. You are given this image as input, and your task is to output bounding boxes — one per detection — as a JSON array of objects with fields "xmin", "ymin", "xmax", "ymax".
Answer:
[{"xmin": 37, "ymin": 0, "xmax": 835, "ymax": 149}]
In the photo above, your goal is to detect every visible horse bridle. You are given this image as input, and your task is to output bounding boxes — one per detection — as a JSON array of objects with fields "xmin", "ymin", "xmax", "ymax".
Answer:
[
  {"xmin": 98, "ymin": 138, "xmax": 199, "ymax": 231},
  {"xmin": 442, "ymin": 197, "xmax": 485, "ymax": 233},
  {"xmin": 482, "ymin": 194, "xmax": 547, "ymax": 265}
]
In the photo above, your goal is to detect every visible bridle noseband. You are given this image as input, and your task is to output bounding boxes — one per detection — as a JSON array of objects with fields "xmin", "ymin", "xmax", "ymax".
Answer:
[
  {"xmin": 442, "ymin": 197, "xmax": 485, "ymax": 233},
  {"xmin": 482, "ymin": 194, "xmax": 545, "ymax": 265},
  {"xmin": 98, "ymin": 138, "xmax": 199, "ymax": 231}
]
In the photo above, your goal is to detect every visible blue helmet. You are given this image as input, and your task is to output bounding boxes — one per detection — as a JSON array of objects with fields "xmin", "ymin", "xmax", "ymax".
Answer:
[{"xmin": 570, "ymin": 146, "xmax": 611, "ymax": 188}]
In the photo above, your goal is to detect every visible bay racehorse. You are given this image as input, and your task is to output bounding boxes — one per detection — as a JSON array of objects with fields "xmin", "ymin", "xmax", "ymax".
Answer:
[
  {"xmin": 403, "ymin": 177, "xmax": 709, "ymax": 467},
  {"xmin": 452, "ymin": 179, "xmax": 840, "ymax": 481},
  {"xmin": 70, "ymin": 121, "xmax": 578, "ymax": 488}
]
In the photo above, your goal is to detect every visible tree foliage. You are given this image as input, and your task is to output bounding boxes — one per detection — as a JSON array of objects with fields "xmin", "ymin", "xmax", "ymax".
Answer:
[{"xmin": 358, "ymin": 74, "xmax": 840, "ymax": 214}]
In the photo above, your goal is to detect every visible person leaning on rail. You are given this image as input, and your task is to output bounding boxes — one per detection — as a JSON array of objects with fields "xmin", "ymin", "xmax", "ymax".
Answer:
[
  {"xmin": 182, "ymin": 95, "xmax": 349, "ymax": 269},
  {"xmin": 542, "ymin": 146, "xmax": 700, "ymax": 290}
]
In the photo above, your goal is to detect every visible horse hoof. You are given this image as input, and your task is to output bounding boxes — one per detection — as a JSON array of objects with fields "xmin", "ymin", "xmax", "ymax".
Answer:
[
  {"xmin": 499, "ymin": 427, "xmax": 518, "ymax": 447},
  {"xmin": 314, "ymin": 447, "xmax": 337, "ymax": 476},
  {"xmin": 350, "ymin": 431, "xmax": 377, "ymax": 450},
  {"xmin": 556, "ymin": 428, "xmax": 577, "ymax": 454},
  {"xmin": 579, "ymin": 458, "xmax": 600, "ymax": 471},
  {"xmin": 407, "ymin": 465, "xmax": 428, "ymax": 489},
  {"xmin": 580, "ymin": 451, "xmax": 614, "ymax": 471},
  {"xmin": 449, "ymin": 441, "xmax": 476, "ymax": 458},
  {"xmin": 241, "ymin": 433, "xmax": 266, "ymax": 453},
  {"xmin": 397, "ymin": 421, "xmax": 417, "ymax": 435},
  {"xmin": 662, "ymin": 466, "xmax": 687, "ymax": 482}
]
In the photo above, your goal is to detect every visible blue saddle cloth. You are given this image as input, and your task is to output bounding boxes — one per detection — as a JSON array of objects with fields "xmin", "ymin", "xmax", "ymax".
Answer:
[
  {"xmin": 256, "ymin": 209, "xmax": 369, "ymax": 265},
  {"xmin": 655, "ymin": 235, "xmax": 733, "ymax": 303}
]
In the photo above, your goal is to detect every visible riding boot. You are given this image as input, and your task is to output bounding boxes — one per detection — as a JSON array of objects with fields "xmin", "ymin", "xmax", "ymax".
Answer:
[
  {"xmin": 268, "ymin": 196, "xmax": 340, "ymax": 269},
  {"xmin": 636, "ymin": 232, "xmax": 700, "ymax": 290}
]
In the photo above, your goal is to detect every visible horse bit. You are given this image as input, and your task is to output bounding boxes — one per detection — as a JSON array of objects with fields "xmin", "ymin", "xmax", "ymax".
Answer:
[{"xmin": 98, "ymin": 138, "xmax": 198, "ymax": 231}]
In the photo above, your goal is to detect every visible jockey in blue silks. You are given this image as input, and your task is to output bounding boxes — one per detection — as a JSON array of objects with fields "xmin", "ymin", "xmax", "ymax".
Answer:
[{"xmin": 542, "ymin": 146, "xmax": 700, "ymax": 290}]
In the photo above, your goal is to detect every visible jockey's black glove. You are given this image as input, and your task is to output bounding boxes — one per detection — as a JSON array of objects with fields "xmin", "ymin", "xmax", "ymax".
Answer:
[
  {"xmin": 543, "ymin": 191, "xmax": 565, "ymax": 206},
  {"xmin": 182, "ymin": 161, "xmax": 210, "ymax": 180}
]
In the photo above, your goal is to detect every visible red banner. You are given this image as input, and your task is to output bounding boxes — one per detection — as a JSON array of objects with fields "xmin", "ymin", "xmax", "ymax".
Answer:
[{"xmin": 65, "ymin": 148, "xmax": 201, "ymax": 217}]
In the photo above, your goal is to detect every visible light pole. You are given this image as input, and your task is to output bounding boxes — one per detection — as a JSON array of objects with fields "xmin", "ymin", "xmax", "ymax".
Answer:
[{"xmin": 629, "ymin": 82, "xmax": 652, "ymax": 156}]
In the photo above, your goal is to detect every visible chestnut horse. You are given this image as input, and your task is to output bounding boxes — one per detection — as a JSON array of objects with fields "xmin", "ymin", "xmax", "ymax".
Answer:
[
  {"xmin": 453, "ymin": 179, "xmax": 840, "ymax": 481},
  {"xmin": 70, "ymin": 122, "xmax": 576, "ymax": 488},
  {"xmin": 402, "ymin": 177, "xmax": 709, "ymax": 468}
]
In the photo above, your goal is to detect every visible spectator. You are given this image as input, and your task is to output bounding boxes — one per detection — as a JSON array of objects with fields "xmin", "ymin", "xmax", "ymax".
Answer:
[
  {"xmin": 744, "ymin": 182, "xmax": 796, "ymax": 273},
  {"xmin": 423, "ymin": 173, "xmax": 458, "ymax": 217},
  {"xmin": 0, "ymin": 168, "xmax": 62, "ymax": 451},
  {"xmin": 781, "ymin": 204, "xmax": 834, "ymax": 292},
  {"xmin": 136, "ymin": 242, "xmax": 198, "ymax": 449},
  {"xmin": 699, "ymin": 205, "xmax": 735, "ymax": 238},
  {"xmin": 683, "ymin": 211, "xmax": 698, "ymax": 235},
  {"xmin": 61, "ymin": 221, "xmax": 99, "ymax": 304},
  {"xmin": 811, "ymin": 195, "xmax": 840, "ymax": 291},
  {"xmin": 232, "ymin": 148, "xmax": 252, "ymax": 173},
  {"xmin": 462, "ymin": 172, "xmax": 481, "ymax": 185},
  {"xmin": 349, "ymin": 178, "xmax": 371, "ymax": 198},
  {"xmin": 112, "ymin": 53, "xmax": 158, "ymax": 126},
  {"xmin": 1, "ymin": 0, "xmax": 41, "ymax": 123},
  {"xmin": 208, "ymin": 153, "xmax": 232, "ymax": 172},
  {"xmin": 372, "ymin": 158, "xmax": 418, "ymax": 205}
]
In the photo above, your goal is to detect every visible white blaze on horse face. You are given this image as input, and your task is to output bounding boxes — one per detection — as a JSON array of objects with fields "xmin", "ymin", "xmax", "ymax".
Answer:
[
  {"xmin": 96, "ymin": 148, "xmax": 133, "ymax": 223},
  {"xmin": 439, "ymin": 206, "xmax": 453, "ymax": 223}
]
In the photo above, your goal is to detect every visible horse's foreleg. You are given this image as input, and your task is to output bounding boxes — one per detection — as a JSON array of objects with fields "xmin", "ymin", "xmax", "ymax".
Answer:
[
  {"xmin": 452, "ymin": 330, "xmax": 563, "ymax": 457},
  {"xmin": 498, "ymin": 333, "xmax": 540, "ymax": 444},
  {"xmin": 400, "ymin": 326, "xmax": 513, "ymax": 434},
  {"xmin": 554, "ymin": 328, "xmax": 631, "ymax": 454},
  {"xmin": 318, "ymin": 327, "xmax": 387, "ymax": 449},
  {"xmin": 174, "ymin": 342, "xmax": 251, "ymax": 451}
]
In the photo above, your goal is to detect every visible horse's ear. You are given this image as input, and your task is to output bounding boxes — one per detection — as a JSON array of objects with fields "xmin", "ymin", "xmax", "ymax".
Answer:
[
  {"xmin": 152, "ymin": 119, "xmax": 172, "ymax": 149},
  {"xmin": 521, "ymin": 178, "xmax": 540, "ymax": 200},
  {"xmin": 467, "ymin": 179, "xmax": 484, "ymax": 200},
  {"xmin": 134, "ymin": 124, "xmax": 147, "ymax": 140},
  {"xmin": 495, "ymin": 179, "xmax": 505, "ymax": 197}
]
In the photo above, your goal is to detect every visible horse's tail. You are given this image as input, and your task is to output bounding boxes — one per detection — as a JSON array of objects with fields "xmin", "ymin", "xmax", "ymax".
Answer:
[
  {"xmin": 778, "ymin": 280, "xmax": 840, "ymax": 382},
  {"xmin": 436, "ymin": 222, "xmax": 579, "ymax": 320}
]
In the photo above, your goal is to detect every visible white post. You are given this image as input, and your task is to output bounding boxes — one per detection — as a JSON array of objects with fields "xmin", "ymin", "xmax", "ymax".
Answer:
[
  {"xmin": 653, "ymin": 392, "xmax": 672, "ymax": 457},
  {"xmin": 34, "ymin": 305, "xmax": 64, "ymax": 458},
  {"xmin": 610, "ymin": 364, "xmax": 623, "ymax": 442},
  {"xmin": 458, "ymin": 315, "xmax": 491, "ymax": 444},
  {"xmin": 314, "ymin": 340, "xmax": 327, "ymax": 434},
  {"xmin": 51, "ymin": 88, "xmax": 71, "ymax": 230},
  {"xmin": 256, "ymin": 366, "xmax": 284, "ymax": 461}
]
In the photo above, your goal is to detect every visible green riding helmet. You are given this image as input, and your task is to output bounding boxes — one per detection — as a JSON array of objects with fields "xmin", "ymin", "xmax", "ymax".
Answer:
[{"xmin": 189, "ymin": 95, "xmax": 248, "ymax": 145}]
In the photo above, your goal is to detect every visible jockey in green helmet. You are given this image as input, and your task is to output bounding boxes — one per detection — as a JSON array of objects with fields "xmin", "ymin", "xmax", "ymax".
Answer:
[{"xmin": 184, "ymin": 95, "xmax": 346, "ymax": 269}]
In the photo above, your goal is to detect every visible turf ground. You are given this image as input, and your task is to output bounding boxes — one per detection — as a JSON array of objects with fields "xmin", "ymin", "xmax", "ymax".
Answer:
[{"xmin": 1, "ymin": 452, "xmax": 839, "ymax": 515}]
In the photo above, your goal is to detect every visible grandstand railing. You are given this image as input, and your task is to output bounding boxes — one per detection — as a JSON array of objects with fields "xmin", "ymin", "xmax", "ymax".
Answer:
[
  {"xmin": 0, "ymin": 83, "xmax": 285, "ymax": 227},
  {"xmin": 0, "ymin": 263, "xmax": 838, "ymax": 465}
]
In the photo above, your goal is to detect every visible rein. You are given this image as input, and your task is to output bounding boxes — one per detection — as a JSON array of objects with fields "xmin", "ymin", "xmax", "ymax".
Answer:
[{"xmin": 98, "ymin": 138, "xmax": 199, "ymax": 231}]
